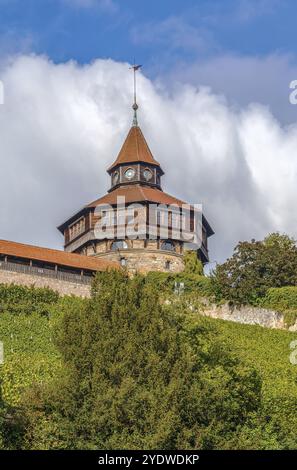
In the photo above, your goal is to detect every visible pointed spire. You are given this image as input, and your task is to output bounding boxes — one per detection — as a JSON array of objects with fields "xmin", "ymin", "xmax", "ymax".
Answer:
[
  {"xmin": 130, "ymin": 63, "xmax": 142, "ymax": 127},
  {"xmin": 132, "ymin": 102, "xmax": 138, "ymax": 127},
  {"xmin": 107, "ymin": 125, "xmax": 162, "ymax": 173}
]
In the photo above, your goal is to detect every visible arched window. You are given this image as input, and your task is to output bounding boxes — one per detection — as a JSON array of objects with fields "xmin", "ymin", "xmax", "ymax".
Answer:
[
  {"xmin": 161, "ymin": 240, "xmax": 175, "ymax": 252},
  {"xmin": 111, "ymin": 240, "xmax": 128, "ymax": 251}
]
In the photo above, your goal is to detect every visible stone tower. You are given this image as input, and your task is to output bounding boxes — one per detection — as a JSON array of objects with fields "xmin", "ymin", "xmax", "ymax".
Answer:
[{"xmin": 58, "ymin": 71, "xmax": 214, "ymax": 273}]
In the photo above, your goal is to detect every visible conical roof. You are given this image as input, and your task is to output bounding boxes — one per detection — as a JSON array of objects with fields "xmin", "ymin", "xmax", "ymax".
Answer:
[{"xmin": 107, "ymin": 125, "xmax": 161, "ymax": 173}]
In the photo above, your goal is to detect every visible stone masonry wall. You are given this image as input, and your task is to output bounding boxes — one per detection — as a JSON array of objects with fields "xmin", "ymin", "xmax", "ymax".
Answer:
[
  {"xmin": 94, "ymin": 249, "xmax": 185, "ymax": 274},
  {"xmin": 0, "ymin": 270, "xmax": 91, "ymax": 298},
  {"xmin": 201, "ymin": 303, "xmax": 297, "ymax": 331}
]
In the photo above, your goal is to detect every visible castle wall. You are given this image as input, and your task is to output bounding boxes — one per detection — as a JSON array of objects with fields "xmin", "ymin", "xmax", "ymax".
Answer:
[
  {"xmin": 0, "ymin": 269, "xmax": 91, "ymax": 298},
  {"xmin": 94, "ymin": 248, "xmax": 185, "ymax": 274},
  {"xmin": 201, "ymin": 303, "xmax": 285, "ymax": 329}
]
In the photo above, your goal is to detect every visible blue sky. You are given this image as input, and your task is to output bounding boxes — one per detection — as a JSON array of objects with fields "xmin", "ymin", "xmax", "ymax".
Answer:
[
  {"xmin": 2, "ymin": 0, "xmax": 297, "ymax": 126},
  {"xmin": 0, "ymin": 0, "xmax": 295, "ymax": 69}
]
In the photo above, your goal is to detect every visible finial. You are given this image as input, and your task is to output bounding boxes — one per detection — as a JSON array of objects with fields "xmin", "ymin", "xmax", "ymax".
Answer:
[{"xmin": 130, "ymin": 63, "xmax": 142, "ymax": 126}]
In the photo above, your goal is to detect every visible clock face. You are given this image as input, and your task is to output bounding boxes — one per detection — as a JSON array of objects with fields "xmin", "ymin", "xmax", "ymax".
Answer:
[
  {"xmin": 143, "ymin": 169, "xmax": 153, "ymax": 181},
  {"xmin": 113, "ymin": 171, "xmax": 119, "ymax": 184},
  {"xmin": 125, "ymin": 168, "xmax": 135, "ymax": 180}
]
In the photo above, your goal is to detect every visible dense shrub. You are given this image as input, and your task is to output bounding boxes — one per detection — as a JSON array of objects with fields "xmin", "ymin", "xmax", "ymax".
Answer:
[
  {"xmin": 183, "ymin": 251, "xmax": 204, "ymax": 275},
  {"xmin": 21, "ymin": 271, "xmax": 261, "ymax": 450},
  {"xmin": 261, "ymin": 286, "xmax": 297, "ymax": 310},
  {"xmin": 214, "ymin": 319, "xmax": 297, "ymax": 449},
  {"xmin": 259, "ymin": 286, "xmax": 297, "ymax": 326},
  {"xmin": 1, "ymin": 269, "xmax": 297, "ymax": 449},
  {"xmin": 0, "ymin": 284, "xmax": 59, "ymax": 316},
  {"xmin": 146, "ymin": 271, "xmax": 213, "ymax": 298},
  {"xmin": 0, "ymin": 284, "xmax": 59, "ymax": 305}
]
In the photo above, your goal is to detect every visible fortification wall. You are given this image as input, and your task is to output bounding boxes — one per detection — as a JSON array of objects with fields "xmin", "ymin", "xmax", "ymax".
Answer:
[
  {"xmin": 201, "ymin": 303, "xmax": 297, "ymax": 331},
  {"xmin": 202, "ymin": 303, "xmax": 283, "ymax": 329},
  {"xmin": 1, "ymin": 268, "xmax": 297, "ymax": 331},
  {"xmin": 0, "ymin": 270, "xmax": 91, "ymax": 298},
  {"xmin": 95, "ymin": 249, "xmax": 185, "ymax": 274}
]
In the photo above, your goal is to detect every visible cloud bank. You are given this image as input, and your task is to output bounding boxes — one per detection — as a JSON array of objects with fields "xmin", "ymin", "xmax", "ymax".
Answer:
[{"xmin": 0, "ymin": 55, "xmax": 297, "ymax": 263}]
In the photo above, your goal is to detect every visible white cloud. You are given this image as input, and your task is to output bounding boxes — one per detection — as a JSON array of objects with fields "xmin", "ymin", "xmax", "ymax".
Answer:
[
  {"xmin": 166, "ymin": 53, "xmax": 297, "ymax": 125},
  {"xmin": 0, "ymin": 55, "xmax": 297, "ymax": 263}
]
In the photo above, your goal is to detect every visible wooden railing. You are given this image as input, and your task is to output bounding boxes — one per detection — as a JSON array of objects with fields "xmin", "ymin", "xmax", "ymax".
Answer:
[{"xmin": 0, "ymin": 261, "xmax": 93, "ymax": 285}]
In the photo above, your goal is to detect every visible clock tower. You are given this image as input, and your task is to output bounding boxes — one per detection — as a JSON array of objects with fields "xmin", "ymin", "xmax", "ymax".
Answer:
[{"xmin": 58, "ymin": 66, "xmax": 214, "ymax": 273}]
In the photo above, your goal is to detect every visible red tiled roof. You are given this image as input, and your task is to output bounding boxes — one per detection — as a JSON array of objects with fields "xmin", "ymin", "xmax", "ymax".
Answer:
[
  {"xmin": 87, "ymin": 185, "xmax": 214, "ymax": 236},
  {"xmin": 107, "ymin": 126, "xmax": 161, "ymax": 172},
  {"xmin": 87, "ymin": 184, "xmax": 187, "ymax": 208},
  {"xmin": 0, "ymin": 240, "xmax": 118, "ymax": 271}
]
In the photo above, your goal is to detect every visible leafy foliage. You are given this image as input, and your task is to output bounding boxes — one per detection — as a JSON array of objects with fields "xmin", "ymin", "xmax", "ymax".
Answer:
[
  {"xmin": 0, "ymin": 284, "xmax": 59, "ymax": 316},
  {"xmin": 146, "ymin": 271, "xmax": 213, "ymax": 298},
  {"xmin": 0, "ymin": 266, "xmax": 297, "ymax": 449},
  {"xmin": 212, "ymin": 318, "xmax": 297, "ymax": 449},
  {"xmin": 212, "ymin": 233, "xmax": 297, "ymax": 305},
  {"xmin": 183, "ymin": 251, "xmax": 204, "ymax": 275},
  {"xmin": 21, "ymin": 271, "xmax": 261, "ymax": 450}
]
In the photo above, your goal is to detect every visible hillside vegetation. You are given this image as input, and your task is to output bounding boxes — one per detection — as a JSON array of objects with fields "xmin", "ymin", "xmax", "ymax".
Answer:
[{"xmin": 0, "ymin": 276, "xmax": 296, "ymax": 449}]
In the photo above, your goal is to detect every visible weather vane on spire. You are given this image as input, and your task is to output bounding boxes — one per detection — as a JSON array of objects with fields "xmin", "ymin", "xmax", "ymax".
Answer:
[{"xmin": 130, "ymin": 62, "xmax": 142, "ymax": 126}]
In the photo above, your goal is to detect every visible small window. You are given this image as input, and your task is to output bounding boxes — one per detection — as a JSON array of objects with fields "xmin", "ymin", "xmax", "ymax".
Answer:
[
  {"xmin": 69, "ymin": 217, "xmax": 85, "ymax": 241},
  {"xmin": 165, "ymin": 260, "xmax": 171, "ymax": 270},
  {"xmin": 120, "ymin": 257, "xmax": 127, "ymax": 267},
  {"xmin": 161, "ymin": 240, "xmax": 175, "ymax": 252},
  {"xmin": 111, "ymin": 240, "xmax": 128, "ymax": 251}
]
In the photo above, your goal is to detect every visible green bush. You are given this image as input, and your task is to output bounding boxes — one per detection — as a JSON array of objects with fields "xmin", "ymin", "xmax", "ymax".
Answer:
[
  {"xmin": 146, "ymin": 272, "xmax": 213, "ymax": 298},
  {"xmin": 183, "ymin": 251, "xmax": 204, "ymax": 275},
  {"xmin": 261, "ymin": 286, "xmax": 297, "ymax": 310},
  {"xmin": 0, "ymin": 284, "xmax": 59, "ymax": 316},
  {"xmin": 260, "ymin": 286, "xmax": 297, "ymax": 327},
  {"xmin": 1, "ymin": 274, "xmax": 297, "ymax": 449},
  {"xmin": 22, "ymin": 271, "xmax": 261, "ymax": 450}
]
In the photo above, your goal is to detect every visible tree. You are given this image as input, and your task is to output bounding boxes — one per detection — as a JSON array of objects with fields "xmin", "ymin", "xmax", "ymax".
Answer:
[
  {"xmin": 183, "ymin": 251, "xmax": 204, "ymax": 275},
  {"xmin": 22, "ymin": 270, "xmax": 262, "ymax": 450},
  {"xmin": 212, "ymin": 233, "xmax": 297, "ymax": 305}
]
